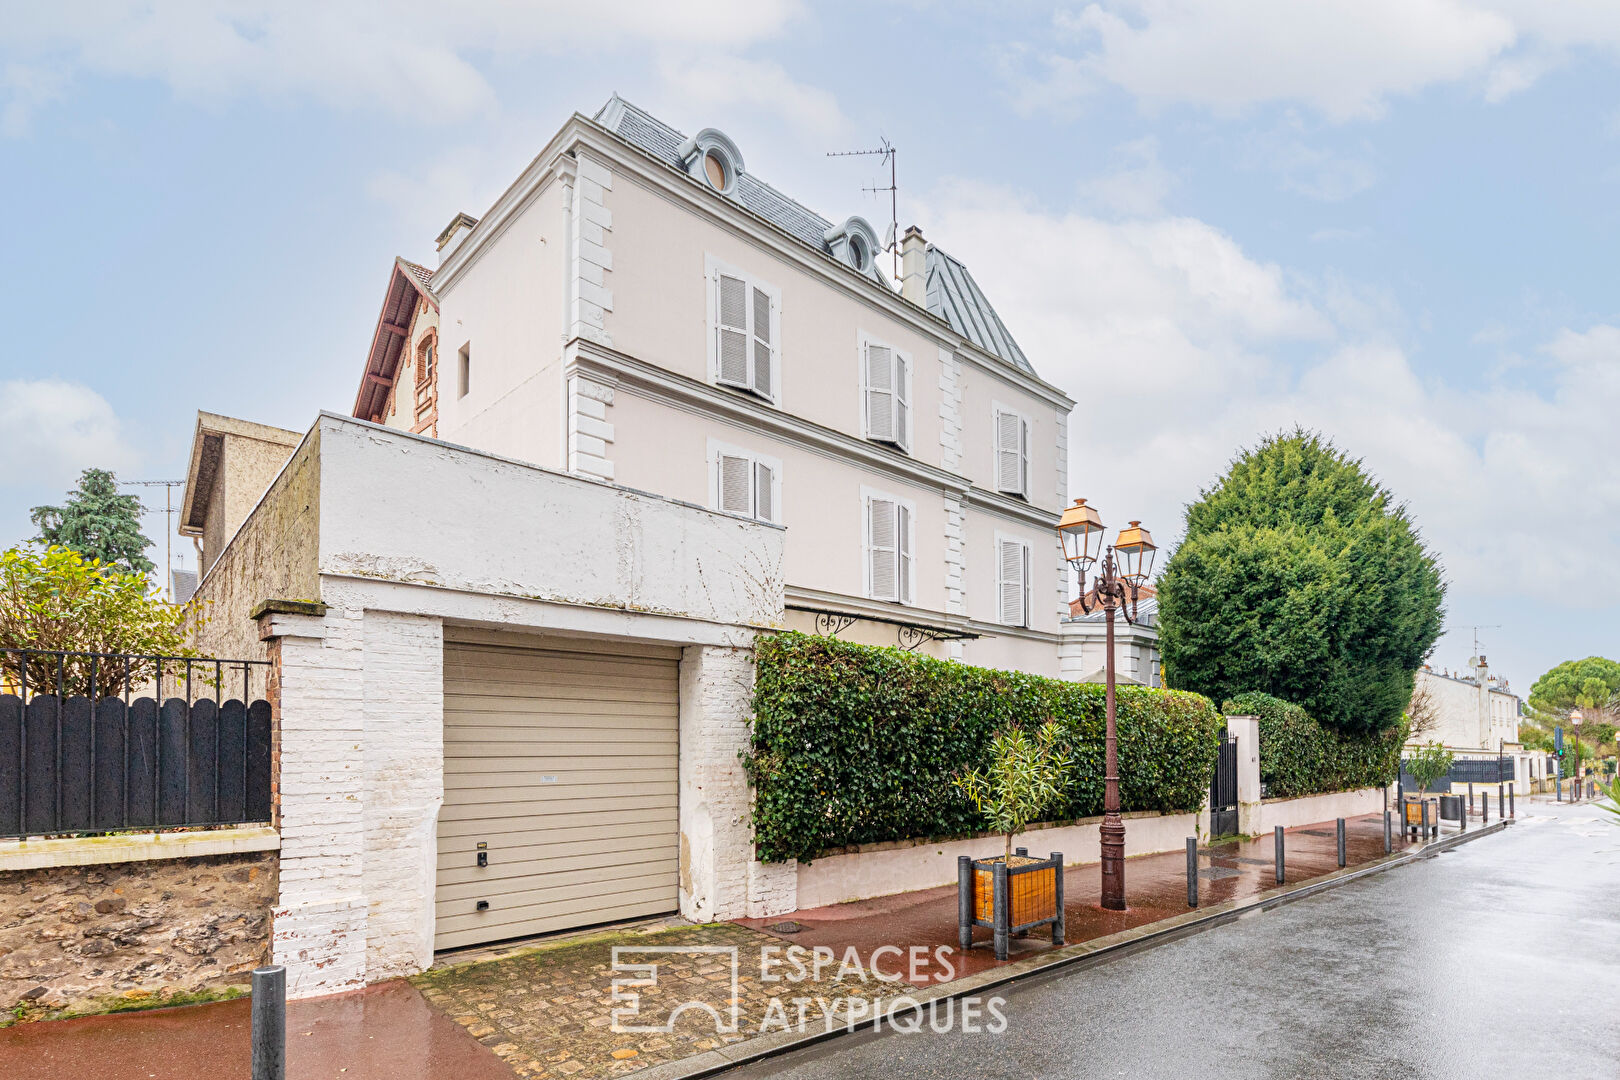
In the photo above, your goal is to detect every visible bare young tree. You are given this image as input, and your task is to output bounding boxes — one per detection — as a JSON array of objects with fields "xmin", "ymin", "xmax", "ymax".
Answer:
[{"xmin": 1407, "ymin": 676, "xmax": 1442, "ymax": 740}]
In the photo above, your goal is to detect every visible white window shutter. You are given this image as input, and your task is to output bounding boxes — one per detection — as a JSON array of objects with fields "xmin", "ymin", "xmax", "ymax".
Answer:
[
  {"xmin": 897, "ymin": 503, "xmax": 912, "ymax": 604},
  {"xmin": 1019, "ymin": 418, "xmax": 1030, "ymax": 497},
  {"xmin": 999, "ymin": 539, "xmax": 1027, "ymax": 626},
  {"xmin": 719, "ymin": 453, "xmax": 752, "ymax": 515},
  {"xmin": 865, "ymin": 343, "xmax": 895, "ymax": 441},
  {"xmin": 868, "ymin": 497, "xmax": 898, "ymax": 601},
  {"xmin": 754, "ymin": 460, "xmax": 774, "ymax": 522},
  {"xmin": 752, "ymin": 286, "xmax": 773, "ymax": 399},
  {"xmin": 894, "ymin": 353, "xmax": 910, "ymax": 450},
  {"xmin": 996, "ymin": 411, "xmax": 1024, "ymax": 495},
  {"xmin": 717, "ymin": 274, "xmax": 749, "ymax": 387}
]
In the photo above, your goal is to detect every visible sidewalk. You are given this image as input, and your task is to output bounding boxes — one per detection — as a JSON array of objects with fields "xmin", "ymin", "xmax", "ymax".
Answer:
[{"xmin": 0, "ymin": 810, "xmax": 1459, "ymax": 1080}]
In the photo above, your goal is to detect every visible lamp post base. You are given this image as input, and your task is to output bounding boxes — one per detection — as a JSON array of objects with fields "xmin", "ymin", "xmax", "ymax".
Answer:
[{"xmin": 1100, "ymin": 814, "xmax": 1126, "ymax": 911}]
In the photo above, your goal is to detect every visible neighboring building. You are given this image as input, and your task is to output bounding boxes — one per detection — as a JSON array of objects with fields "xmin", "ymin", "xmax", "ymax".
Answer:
[
  {"xmin": 350, "ymin": 96, "xmax": 1075, "ymax": 675},
  {"xmin": 1410, "ymin": 657, "xmax": 1521, "ymax": 751},
  {"xmin": 1059, "ymin": 583, "xmax": 1162, "ymax": 687},
  {"xmin": 169, "ymin": 568, "xmax": 198, "ymax": 605},
  {"xmin": 1407, "ymin": 656, "xmax": 1533, "ymax": 794},
  {"xmin": 176, "ymin": 412, "xmax": 303, "ymax": 578},
  {"xmin": 353, "ymin": 257, "xmax": 441, "ymax": 438}
]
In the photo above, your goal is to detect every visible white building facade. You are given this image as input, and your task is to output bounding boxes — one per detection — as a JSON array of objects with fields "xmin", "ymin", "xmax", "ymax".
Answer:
[{"xmin": 357, "ymin": 97, "xmax": 1075, "ymax": 675}]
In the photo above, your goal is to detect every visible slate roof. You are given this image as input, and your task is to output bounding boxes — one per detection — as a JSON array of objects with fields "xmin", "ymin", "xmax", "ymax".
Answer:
[
  {"xmin": 591, "ymin": 95, "xmax": 1036, "ymax": 377},
  {"xmin": 925, "ymin": 247, "xmax": 1033, "ymax": 374},
  {"xmin": 171, "ymin": 569, "xmax": 198, "ymax": 606}
]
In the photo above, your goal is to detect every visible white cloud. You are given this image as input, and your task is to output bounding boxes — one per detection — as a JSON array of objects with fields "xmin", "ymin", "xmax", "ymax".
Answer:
[
  {"xmin": 1077, "ymin": 136, "xmax": 1175, "ymax": 216},
  {"xmin": 0, "ymin": 379, "xmax": 139, "ymax": 494},
  {"xmin": 656, "ymin": 54, "xmax": 847, "ymax": 142},
  {"xmin": 1019, "ymin": 0, "xmax": 1620, "ymax": 122},
  {"xmin": 0, "ymin": 1, "xmax": 804, "ymax": 130},
  {"xmin": 918, "ymin": 185, "xmax": 1620, "ymax": 626}
]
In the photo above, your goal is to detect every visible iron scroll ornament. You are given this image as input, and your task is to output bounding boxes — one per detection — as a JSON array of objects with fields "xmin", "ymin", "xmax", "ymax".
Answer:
[{"xmin": 1072, "ymin": 546, "xmax": 1147, "ymax": 625}]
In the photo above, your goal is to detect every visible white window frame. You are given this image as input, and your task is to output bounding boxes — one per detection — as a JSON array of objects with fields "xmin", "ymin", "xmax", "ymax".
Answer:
[
  {"xmin": 706, "ymin": 254, "xmax": 781, "ymax": 406},
  {"xmin": 995, "ymin": 531, "xmax": 1031, "ymax": 628},
  {"xmin": 707, "ymin": 438, "xmax": 782, "ymax": 524},
  {"xmin": 859, "ymin": 331, "xmax": 912, "ymax": 454},
  {"xmin": 861, "ymin": 485, "xmax": 916, "ymax": 606},
  {"xmin": 991, "ymin": 401, "xmax": 1031, "ymax": 499}
]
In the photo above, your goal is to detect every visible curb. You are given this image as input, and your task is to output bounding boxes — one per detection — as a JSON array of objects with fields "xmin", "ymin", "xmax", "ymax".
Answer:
[{"xmin": 627, "ymin": 818, "xmax": 1512, "ymax": 1080}]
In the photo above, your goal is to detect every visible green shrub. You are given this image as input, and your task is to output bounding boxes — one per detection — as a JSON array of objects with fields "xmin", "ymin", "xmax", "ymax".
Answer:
[
  {"xmin": 745, "ymin": 632, "xmax": 1225, "ymax": 863},
  {"xmin": 1223, "ymin": 691, "xmax": 1406, "ymax": 799}
]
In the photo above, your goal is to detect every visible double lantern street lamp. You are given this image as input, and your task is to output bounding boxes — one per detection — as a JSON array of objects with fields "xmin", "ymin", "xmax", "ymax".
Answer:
[
  {"xmin": 1057, "ymin": 498, "xmax": 1156, "ymax": 911},
  {"xmin": 1571, "ymin": 709, "xmax": 1585, "ymax": 801}
]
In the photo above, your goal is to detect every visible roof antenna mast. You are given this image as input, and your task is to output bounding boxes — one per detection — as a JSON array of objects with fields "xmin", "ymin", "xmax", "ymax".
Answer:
[{"xmin": 827, "ymin": 138, "xmax": 898, "ymax": 282}]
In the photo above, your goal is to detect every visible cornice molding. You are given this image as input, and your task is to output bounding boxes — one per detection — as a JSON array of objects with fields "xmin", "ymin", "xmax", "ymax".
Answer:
[{"xmin": 568, "ymin": 341, "xmax": 1061, "ymax": 530}]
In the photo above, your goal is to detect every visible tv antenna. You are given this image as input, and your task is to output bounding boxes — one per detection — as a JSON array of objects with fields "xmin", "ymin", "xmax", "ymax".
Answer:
[
  {"xmin": 1449, "ymin": 624, "xmax": 1502, "ymax": 667},
  {"xmin": 827, "ymin": 137, "xmax": 898, "ymax": 281},
  {"xmin": 122, "ymin": 479, "xmax": 185, "ymax": 600}
]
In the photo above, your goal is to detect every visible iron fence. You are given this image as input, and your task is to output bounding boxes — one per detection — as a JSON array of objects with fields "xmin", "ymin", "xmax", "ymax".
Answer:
[{"xmin": 0, "ymin": 648, "xmax": 272, "ymax": 840}]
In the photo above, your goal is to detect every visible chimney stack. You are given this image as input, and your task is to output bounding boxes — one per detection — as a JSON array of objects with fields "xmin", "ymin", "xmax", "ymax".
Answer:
[
  {"xmin": 435, "ymin": 211, "xmax": 480, "ymax": 269},
  {"xmin": 900, "ymin": 225, "xmax": 927, "ymax": 305}
]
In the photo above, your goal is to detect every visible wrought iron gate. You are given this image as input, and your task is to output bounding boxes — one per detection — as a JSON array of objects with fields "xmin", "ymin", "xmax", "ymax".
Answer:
[{"xmin": 1209, "ymin": 733, "xmax": 1238, "ymax": 837}]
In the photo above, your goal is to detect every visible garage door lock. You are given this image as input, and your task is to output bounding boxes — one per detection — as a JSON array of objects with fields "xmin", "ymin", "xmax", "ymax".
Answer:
[{"xmin": 477, "ymin": 842, "xmax": 488, "ymax": 868}]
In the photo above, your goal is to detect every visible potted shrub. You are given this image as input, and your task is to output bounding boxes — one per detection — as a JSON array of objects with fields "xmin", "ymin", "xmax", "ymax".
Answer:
[
  {"xmin": 1403, "ymin": 740, "xmax": 1453, "ymax": 836},
  {"xmin": 955, "ymin": 721, "xmax": 1071, "ymax": 960}
]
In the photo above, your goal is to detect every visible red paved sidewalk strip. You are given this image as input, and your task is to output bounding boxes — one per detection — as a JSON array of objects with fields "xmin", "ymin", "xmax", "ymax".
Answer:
[
  {"xmin": 0, "ymin": 978, "xmax": 518, "ymax": 1080},
  {"xmin": 738, "ymin": 812, "xmax": 1412, "ymax": 981}
]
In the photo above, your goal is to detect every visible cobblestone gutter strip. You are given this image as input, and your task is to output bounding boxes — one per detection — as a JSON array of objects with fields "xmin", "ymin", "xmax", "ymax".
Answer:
[{"xmin": 627, "ymin": 820, "xmax": 1512, "ymax": 1080}]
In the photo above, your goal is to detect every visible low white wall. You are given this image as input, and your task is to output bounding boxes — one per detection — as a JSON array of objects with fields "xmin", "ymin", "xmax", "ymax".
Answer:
[
  {"xmin": 794, "ymin": 809, "xmax": 1206, "ymax": 911},
  {"xmin": 1256, "ymin": 787, "xmax": 1385, "ymax": 833}
]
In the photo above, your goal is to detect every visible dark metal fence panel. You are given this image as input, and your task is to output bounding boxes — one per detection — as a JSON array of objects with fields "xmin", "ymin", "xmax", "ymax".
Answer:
[
  {"xmin": 93, "ymin": 698, "xmax": 125, "ymax": 832},
  {"xmin": 1399, "ymin": 756, "xmax": 1515, "ymax": 791},
  {"xmin": 246, "ymin": 700, "xmax": 272, "ymax": 823},
  {"xmin": 0, "ymin": 648, "xmax": 272, "ymax": 841},
  {"xmin": 0, "ymin": 694, "xmax": 19, "ymax": 836}
]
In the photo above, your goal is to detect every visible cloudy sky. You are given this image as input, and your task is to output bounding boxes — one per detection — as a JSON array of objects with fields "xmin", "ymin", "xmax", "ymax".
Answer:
[{"xmin": 3, "ymin": 1, "xmax": 1618, "ymax": 692}]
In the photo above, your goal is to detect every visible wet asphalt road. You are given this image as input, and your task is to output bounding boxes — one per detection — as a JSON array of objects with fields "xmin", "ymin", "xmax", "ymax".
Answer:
[{"xmin": 725, "ymin": 801, "xmax": 1620, "ymax": 1079}]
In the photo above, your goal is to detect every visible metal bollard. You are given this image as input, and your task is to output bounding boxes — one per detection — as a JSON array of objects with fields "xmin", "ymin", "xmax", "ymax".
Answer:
[
  {"xmin": 992, "ymin": 861, "xmax": 1009, "ymax": 962},
  {"xmin": 1468, "ymin": 785, "xmax": 1474, "ymax": 815},
  {"xmin": 1274, "ymin": 825, "xmax": 1285, "ymax": 885},
  {"xmin": 1336, "ymin": 818, "xmax": 1346, "ymax": 868},
  {"xmin": 1187, "ymin": 837, "xmax": 1198, "ymax": 908},
  {"xmin": 1510, "ymin": 786, "xmax": 1515, "ymax": 817},
  {"xmin": 1498, "ymin": 785, "xmax": 1504, "ymax": 819},
  {"xmin": 251, "ymin": 966, "xmax": 286, "ymax": 1080},
  {"xmin": 1051, "ymin": 852, "xmax": 1065, "ymax": 947},
  {"xmin": 1384, "ymin": 810, "xmax": 1392, "ymax": 853},
  {"xmin": 1460, "ymin": 794, "xmax": 1467, "ymax": 832},
  {"xmin": 1483, "ymin": 792, "xmax": 1489, "ymax": 824},
  {"xmin": 1421, "ymin": 799, "xmax": 1430, "ymax": 839},
  {"xmin": 957, "ymin": 856, "xmax": 972, "ymax": 953}
]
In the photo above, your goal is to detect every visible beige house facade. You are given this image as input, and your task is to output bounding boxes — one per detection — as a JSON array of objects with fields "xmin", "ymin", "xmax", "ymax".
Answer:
[{"xmin": 360, "ymin": 97, "xmax": 1076, "ymax": 675}]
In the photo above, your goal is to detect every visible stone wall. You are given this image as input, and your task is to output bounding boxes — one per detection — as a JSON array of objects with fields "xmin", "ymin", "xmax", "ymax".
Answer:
[{"xmin": 0, "ymin": 851, "xmax": 276, "ymax": 1019}]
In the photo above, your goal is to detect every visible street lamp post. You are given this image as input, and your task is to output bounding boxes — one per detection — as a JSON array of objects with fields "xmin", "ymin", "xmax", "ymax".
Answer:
[
  {"xmin": 1571, "ymin": 710, "xmax": 1584, "ymax": 802},
  {"xmin": 1058, "ymin": 499, "xmax": 1156, "ymax": 912}
]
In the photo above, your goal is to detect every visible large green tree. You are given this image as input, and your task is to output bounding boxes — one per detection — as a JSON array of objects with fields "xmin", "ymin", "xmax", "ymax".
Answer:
[
  {"xmin": 30, "ymin": 468, "xmax": 154, "ymax": 576},
  {"xmin": 1528, "ymin": 657, "xmax": 1620, "ymax": 720},
  {"xmin": 1157, "ymin": 429, "xmax": 1445, "ymax": 734}
]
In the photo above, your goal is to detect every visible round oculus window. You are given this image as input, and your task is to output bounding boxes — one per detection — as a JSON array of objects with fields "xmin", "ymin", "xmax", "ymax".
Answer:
[
  {"xmin": 849, "ymin": 236, "xmax": 868, "ymax": 271},
  {"xmin": 703, "ymin": 150, "xmax": 728, "ymax": 191}
]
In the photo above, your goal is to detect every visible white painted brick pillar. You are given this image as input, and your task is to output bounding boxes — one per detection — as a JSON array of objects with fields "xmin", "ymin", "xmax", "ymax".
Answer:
[
  {"xmin": 677, "ymin": 643, "xmax": 796, "ymax": 921},
  {"xmin": 259, "ymin": 605, "xmax": 368, "ymax": 998},
  {"xmin": 360, "ymin": 611, "xmax": 443, "ymax": 979},
  {"xmin": 1227, "ymin": 714, "xmax": 1262, "ymax": 835}
]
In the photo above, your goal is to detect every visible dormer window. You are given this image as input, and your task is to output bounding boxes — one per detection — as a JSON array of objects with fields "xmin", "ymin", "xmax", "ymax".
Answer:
[
  {"xmin": 679, "ymin": 128, "xmax": 743, "ymax": 198},
  {"xmin": 704, "ymin": 151, "xmax": 727, "ymax": 191},
  {"xmin": 825, "ymin": 216, "xmax": 884, "ymax": 281}
]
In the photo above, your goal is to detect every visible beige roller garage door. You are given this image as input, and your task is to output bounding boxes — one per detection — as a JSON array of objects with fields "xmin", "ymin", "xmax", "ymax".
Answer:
[{"xmin": 436, "ymin": 635, "xmax": 680, "ymax": 951}]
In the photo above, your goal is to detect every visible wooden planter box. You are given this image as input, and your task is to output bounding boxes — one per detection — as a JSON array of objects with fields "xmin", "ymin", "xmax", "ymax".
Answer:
[
  {"xmin": 1402, "ymin": 795, "xmax": 1439, "ymax": 838},
  {"xmin": 957, "ymin": 848, "xmax": 1065, "ymax": 961}
]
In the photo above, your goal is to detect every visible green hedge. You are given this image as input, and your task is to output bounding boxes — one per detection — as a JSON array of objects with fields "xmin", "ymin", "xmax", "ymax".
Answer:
[
  {"xmin": 1223, "ymin": 691, "xmax": 1406, "ymax": 799},
  {"xmin": 745, "ymin": 632, "xmax": 1225, "ymax": 863}
]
